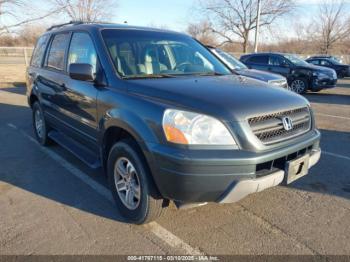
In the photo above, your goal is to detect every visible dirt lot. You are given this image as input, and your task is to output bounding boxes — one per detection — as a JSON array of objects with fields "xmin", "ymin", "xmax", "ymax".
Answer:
[{"xmin": 0, "ymin": 64, "xmax": 349, "ymax": 256}]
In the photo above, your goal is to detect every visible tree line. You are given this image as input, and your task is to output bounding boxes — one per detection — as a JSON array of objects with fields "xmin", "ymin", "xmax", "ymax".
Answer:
[
  {"xmin": 188, "ymin": 0, "xmax": 350, "ymax": 55},
  {"xmin": 0, "ymin": 0, "xmax": 349, "ymax": 55}
]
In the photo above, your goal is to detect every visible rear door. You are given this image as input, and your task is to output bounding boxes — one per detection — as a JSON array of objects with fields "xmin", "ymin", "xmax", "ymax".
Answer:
[{"xmin": 37, "ymin": 32, "xmax": 71, "ymax": 126}]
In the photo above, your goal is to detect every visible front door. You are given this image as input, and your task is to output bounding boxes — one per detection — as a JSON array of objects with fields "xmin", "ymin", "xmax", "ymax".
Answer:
[
  {"xmin": 268, "ymin": 55, "xmax": 291, "ymax": 77},
  {"xmin": 60, "ymin": 32, "xmax": 99, "ymax": 150}
]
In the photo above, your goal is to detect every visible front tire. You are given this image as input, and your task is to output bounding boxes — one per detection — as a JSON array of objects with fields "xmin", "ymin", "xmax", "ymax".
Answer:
[
  {"xmin": 32, "ymin": 102, "xmax": 52, "ymax": 146},
  {"xmin": 290, "ymin": 78, "xmax": 308, "ymax": 94},
  {"xmin": 107, "ymin": 139, "xmax": 164, "ymax": 224}
]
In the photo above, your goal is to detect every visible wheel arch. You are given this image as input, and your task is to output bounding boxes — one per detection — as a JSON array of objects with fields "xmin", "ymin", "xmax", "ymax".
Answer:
[{"xmin": 99, "ymin": 110, "xmax": 163, "ymax": 198}]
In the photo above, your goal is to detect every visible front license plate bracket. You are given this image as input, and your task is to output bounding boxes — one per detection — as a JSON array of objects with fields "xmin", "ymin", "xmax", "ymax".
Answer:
[{"xmin": 285, "ymin": 154, "xmax": 310, "ymax": 184}]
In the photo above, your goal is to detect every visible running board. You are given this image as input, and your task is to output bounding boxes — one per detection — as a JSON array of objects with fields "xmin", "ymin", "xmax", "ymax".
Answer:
[{"xmin": 48, "ymin": 130, "xmax": 101, "ymax": 169}]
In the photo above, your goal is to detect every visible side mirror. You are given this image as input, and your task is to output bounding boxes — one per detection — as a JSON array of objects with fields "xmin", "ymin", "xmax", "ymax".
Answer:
[{"xmin": 69, "ymin": 63, "xmax": 95, "ymax": 82}]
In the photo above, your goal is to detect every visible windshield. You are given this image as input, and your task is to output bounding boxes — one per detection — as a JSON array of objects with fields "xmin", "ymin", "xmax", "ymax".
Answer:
[
  {"xmin": 214, "ymin": 48, "xmax": 247, "ymax": 70},
  {"xmin": 102, "ymin": 29, "xmax": 231, "ymax": 79},
  {"xmin": 284, "ymin": 54, "xmax": 309, "ymax": 67},
  {"xmin": 329, "ymin": 58, "xmax": 342, "ymax": 65}
]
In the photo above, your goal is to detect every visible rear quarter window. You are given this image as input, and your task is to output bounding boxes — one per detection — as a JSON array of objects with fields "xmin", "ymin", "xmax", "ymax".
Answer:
[
  {"xmin": 30, "ymin": 35, "xmax": 49, "ymax": 68},
  {"xmin": 248, "ymin": 55, "xmax": 269, "ymax": 65}
]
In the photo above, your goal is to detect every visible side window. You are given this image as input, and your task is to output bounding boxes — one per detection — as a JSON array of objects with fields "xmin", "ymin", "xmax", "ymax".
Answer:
[
  {"xmin": 46, "ymin": 33, "xmax": 70, "ymax": 71},
  {"xmin": 269, "ymin": 56, "xmax": 288, "ymax": 66},
  {"xmin": 248, "ymin": 55, "xmax": 268, "ymax": 65},
  {"xmin": 320, "ymin": 60, "xmax": 330, "ymax": 66},
  {"xmin": 31, "ymin": 35, "xmax": 49, "ymax": 67},
  {"xmin": 308, "ymin": 60, "xmax": 319, "ymax": 65},
  {"xmin": 68, "ymin": 32, "xmax": 98, "ymax": 74}
]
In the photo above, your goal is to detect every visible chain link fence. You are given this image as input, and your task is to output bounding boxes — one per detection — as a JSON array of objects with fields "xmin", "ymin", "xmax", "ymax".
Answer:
[{"xmin": 0, "ymin": 47, "xmax": 34, "ymax": 66}]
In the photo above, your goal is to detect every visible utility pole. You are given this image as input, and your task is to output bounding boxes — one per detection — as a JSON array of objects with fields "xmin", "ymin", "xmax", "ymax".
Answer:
[{"xmin": 254, "ymin": 0, "xmax": 261, "ymax": 53}]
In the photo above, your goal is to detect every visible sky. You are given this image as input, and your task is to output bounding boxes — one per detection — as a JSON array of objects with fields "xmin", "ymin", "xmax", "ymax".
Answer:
[
  {"xmin": 115, "ymin": 0, "xmax": 194, "ymax": 31},
  {"xmin": 112, "ymin": 0, "xmax": 350, "ymax": 32},
  {"xmin": 2, "ymin": 0, "xmax": 350, "ymax": 38}
]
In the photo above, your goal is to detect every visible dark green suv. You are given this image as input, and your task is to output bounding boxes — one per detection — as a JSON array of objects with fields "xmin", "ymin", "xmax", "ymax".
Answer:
[{"xmin": 27, "ymin": 22, "xmax": 321, "ymax": 224}]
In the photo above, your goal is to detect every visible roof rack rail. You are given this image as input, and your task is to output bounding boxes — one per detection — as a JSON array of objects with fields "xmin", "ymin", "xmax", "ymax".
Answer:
[{"xmin": 46, "ymin": 21, "xmax": 84, "ymax": 31}]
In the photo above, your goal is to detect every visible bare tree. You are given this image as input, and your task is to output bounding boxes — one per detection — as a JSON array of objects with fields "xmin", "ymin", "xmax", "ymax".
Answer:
[
  {"xmin": 186, "ymin": 20, "xmax": 218, "ymax": 46},
  {"xmin": 52, "ymin": 0, "xmax": 118, "ymax": 22},
  {"xmin": 313, "ymin": 0, "xmax": 350, "ymax": 54},
  {"xmin": 198, "ymin": 0, "xmax": 296, "ymax": 53},
  {"xmin": 0, "ymin": 0, "xmax": 63, "ymax": 35}
]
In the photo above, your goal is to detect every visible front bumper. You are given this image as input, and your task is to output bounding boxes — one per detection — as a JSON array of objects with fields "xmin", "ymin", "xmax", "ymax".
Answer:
[
  {"xmin": 147, "ymin": 130, "xmax": 321, "ymax": 203},
  {"xmin": 312, "ymin": 77, "xmax": 337, "ymax": 90},
  {"xmin": 219, "ymin": 149, "xmax": 320, "ymax": 203}
]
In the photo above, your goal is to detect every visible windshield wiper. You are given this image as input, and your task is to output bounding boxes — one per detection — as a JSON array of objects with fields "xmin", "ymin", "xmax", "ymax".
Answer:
[{"xmin": 122, "ymin": 74, "xmax": 176, "ymax": 80}]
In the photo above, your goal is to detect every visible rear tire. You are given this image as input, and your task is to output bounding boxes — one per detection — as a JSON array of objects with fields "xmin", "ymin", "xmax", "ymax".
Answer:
[
  {"xmin": 107, "ymin": 139, "xmax": 164, "ymax": 224},
  {"xmin": 290, "ymin": 78, "xmax": 308, "ymax": 94},
  {"xmin": 32, "ymin": 102, "xmax": 52, "ymax": 146}
]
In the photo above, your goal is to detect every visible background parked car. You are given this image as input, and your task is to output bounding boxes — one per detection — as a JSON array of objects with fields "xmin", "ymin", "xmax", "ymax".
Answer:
[
  {"xmin": 306, "ymin": 57, "xmax": 350, "ymax": 79},
  {"xmin": 240, "ymin": 52, "xmax": 337, "ymax": 94},
  {"xmin": 207, "ymin": 46, "xmax": 289, "ymax": 89},
  {"xmin": 307, "ymin": 55, "xmax": 343, "ymax": 64}
]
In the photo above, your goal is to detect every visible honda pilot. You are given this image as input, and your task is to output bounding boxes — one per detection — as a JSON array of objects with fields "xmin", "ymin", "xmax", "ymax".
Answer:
[{"xmin": 26, "ymin": 22, "xmax": 321, "ymax": 224}]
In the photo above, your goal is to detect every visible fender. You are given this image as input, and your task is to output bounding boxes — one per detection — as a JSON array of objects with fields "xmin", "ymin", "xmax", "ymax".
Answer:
[
  {"xmin": 98, "ymin": 108, "xmax": 163, "ymax": 192},
  {"xmin": 99, "ymin": 107, "xmax": 160, "ymax": 151}
]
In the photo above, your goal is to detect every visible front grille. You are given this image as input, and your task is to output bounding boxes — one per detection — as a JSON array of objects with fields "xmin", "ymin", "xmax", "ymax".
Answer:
[{"xmin": 248, "ymin": 107, "xmax": 311, "ymax": 144}]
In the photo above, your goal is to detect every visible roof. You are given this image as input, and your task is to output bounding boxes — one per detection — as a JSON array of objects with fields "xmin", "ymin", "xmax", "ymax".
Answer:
[
  {"xmin": 241, "ymin": 52, "xmax": 287, "ymax": 56},
  {"xmin": 45, "ymin": 21, "xmax": 182, "ymax": 35}
]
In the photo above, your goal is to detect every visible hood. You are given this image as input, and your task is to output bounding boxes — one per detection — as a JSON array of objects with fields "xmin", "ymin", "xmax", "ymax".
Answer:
[
  {"xmin": 298, "ymin": 63, "xmax": 335, "ymax": 73},
  {"xmin": 236, "ymin": 69, "xmax": 284, "ymax": 82},
  {"xmin": 126, "ymin": 75, "xmax": 309, "ymax": 122}
]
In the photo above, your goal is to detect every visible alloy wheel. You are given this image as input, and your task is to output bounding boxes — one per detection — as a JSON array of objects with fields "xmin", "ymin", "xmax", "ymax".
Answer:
[
  {"xmin": 114, "ymin": 157, "xmax": 141, "ymax": 210},
  {"xmin": 291, "ymin": 80, "xmax": 306, "ymax": 94},
  {"xmin": 34, "ymin": 109, "xmax": 44, "ymax": 138}
]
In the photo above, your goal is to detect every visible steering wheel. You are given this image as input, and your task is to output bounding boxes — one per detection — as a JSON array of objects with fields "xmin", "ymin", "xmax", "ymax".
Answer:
[{"xmin": 174, "ymin": 62, "xmax": 192, "ymax": 72}]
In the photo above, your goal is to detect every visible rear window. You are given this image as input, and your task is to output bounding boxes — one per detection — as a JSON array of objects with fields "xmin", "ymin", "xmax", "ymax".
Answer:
[
  {"xmin": 46, "ymin": 33, "xmax": 70, "ymax": 71},
  {"xmin": 248, "ymin": 55, "xmax": 268, "ymax": 64},
  {"xmin": 31, "ymin": 35, "xmax": 49, "ymax": 67}
]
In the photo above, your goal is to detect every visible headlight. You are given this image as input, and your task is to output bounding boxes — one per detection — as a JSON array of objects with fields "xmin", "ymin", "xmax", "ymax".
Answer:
[
  {"xmin": 162, "ymin": 109, "xmax": 237, "ymax": 146},
  {"xmin": 268, "ymin": 79, "xmax": 287, "ymax": 87},
  {"xmin": 313, "ymin": 71, "xmax": 329, "ymax": 79}
]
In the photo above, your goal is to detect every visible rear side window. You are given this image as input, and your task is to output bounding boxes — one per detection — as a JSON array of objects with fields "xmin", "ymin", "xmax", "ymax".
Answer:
[
  {"xmin": 248, "ymin": 55, "xmax": 268, "ymax": 64},
  {"xmin": 68, "ymin": 32, "xmax": 97, "ymax": 74},
  {"xmin": 46, "ymin": 33, "xmax": 70, "ymax": 71},
  {"xmin": 31, "ymin": 35, "xmax": 49, "ymax": 67}
]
